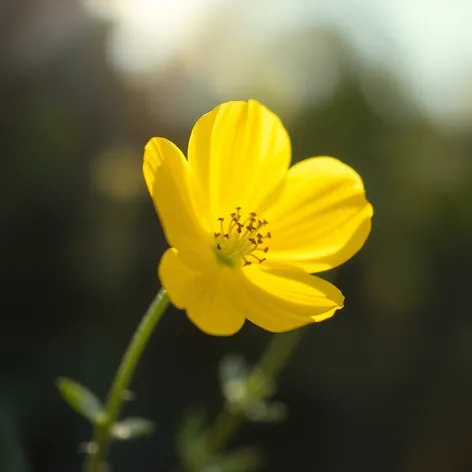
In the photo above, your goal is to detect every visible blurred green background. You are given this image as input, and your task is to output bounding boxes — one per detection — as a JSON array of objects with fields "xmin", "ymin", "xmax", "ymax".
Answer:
[{"xmin": 2, "ymin": 0, "xmax": 472, "ymax": 471}]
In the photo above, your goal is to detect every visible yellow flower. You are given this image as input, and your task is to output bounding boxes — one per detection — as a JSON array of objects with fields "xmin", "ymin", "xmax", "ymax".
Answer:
[{"xmin": 143, "ymin": 100, "xmax": 373, "ymax": 336}]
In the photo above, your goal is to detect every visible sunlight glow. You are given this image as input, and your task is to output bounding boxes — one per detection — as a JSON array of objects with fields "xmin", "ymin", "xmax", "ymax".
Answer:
[
  {"xmin": 84, "ymin": 0, "xmax": 214, "ymax": 72},
  {"xmin": 84, "ymin": 0, "xmax": 472, "ymax": 122}
]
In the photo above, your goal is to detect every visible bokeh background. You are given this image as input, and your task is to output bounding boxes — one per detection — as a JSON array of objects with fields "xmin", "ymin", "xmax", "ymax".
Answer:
[{"xmin": 2, "ymin": 0, "xmax": 472, "ymax": 471}]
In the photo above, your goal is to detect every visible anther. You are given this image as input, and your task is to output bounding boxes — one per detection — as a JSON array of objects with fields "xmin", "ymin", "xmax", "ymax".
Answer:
[{"xmin": 213, "ymin": 207, "xmax": 270, "ymax": 267}]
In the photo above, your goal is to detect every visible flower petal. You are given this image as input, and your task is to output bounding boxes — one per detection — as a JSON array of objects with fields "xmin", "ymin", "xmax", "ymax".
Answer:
[
  {"xmin": 265, "ymin": 157, "xmax": 373, "ymax": 273},
  {"xmin": 188, "ymin": 100, "xmax": 291, "ymax": 223},
  {"xmin": 238, "ymin": 263, "xmax": 344, "ymax": 332},
  {"xmin": 143, "ymin": 138, "xmax": 210, "ymax": 256},
  {"xmin": 159, "ymin": 249, "xmax": 341, "ymax": 335},
  {"xmin": 159, "ymin": 248, "xmax": 245, "ymax": 336}
]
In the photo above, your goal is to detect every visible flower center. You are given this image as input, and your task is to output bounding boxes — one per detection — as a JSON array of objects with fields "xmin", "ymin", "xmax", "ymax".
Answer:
[{"xmin": 213, "ymin": 207, "xmax": 271, "ymax": 268}]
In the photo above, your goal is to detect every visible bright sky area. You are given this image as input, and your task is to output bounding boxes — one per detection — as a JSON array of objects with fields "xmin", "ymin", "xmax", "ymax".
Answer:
[{"xmin": 84, "ymin": 0, "xmax": 472, "ymax": 123}]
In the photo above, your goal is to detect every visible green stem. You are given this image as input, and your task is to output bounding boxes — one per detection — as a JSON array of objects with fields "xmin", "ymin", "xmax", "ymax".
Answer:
[
  {"xmin": 205, "ymin": 410, "xmax": 244, "ymax": 455},
  {"xmin": 84, "ymin": 288, "xmax": 170, "ymax": 472},
  {"xmin": 205, "ymin": 328, "xmax": 305, "ymax": 455},
  {"xmin": 254, "ymin": 328, "xmax": 305, "ymax": 381}
]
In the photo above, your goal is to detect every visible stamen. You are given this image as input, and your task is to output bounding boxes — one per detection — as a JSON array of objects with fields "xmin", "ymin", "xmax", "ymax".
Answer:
[
  {"xmin": 212, "ymin": 207, "xmax": 271, "ymax": 267},
  {"xmin": 247, "ymin": 254, "xmax": 266, "ymax": 264}
]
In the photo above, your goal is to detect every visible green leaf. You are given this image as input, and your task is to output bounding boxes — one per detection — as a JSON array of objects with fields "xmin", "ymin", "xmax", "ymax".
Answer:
[
  {"xmin": 219, "ymin": 355, "xmax": 250, "ymax": 405},
  {"xmin": 111, "ymin": 417, "xmax": 155, "ymax": 441},
  {"xmin": 176, "ymin": 409, "xmax": 208, "ymax": 468},
  {"xmin": 219, "ymin": 355, "xmax": 249, "ymax": 387},
  {"xmin": 213, "ymin": 448, "xmax": 264, "ymax": 472},
  {"xmin": 56, "ymin": 377, "xmax": 106, "ymax": 425},
  {"xmin": 245, "ymin": 401, "xmax": 288, "ymax": 423}
]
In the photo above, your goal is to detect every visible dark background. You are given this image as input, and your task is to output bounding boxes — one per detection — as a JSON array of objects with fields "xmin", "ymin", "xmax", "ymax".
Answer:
[{"xmin": 2, "ymin": 0, "xmax": 472, "ymax": 471}]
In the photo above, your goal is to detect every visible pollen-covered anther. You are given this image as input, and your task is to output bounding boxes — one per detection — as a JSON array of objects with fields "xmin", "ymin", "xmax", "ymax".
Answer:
[
  {"xmin": 246, "ymin": 254, "xmax": 266, "ymax": 264},
  {"xmin": 213, "ymin": 207, "xmax": 271, "ymax": 266}
]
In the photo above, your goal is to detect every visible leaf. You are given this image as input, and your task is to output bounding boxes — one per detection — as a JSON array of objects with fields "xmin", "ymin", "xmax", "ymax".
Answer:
[
  {"xmin": 219, "ymin": 355, "xmax": 249, "ymax": 387},
  {"xmin": 212, "ymin": 448, "xmax": 264, "ymax": 472},
  {"xmin": 111, "ymin": 417, "xmax": 155, "ymax": 441},
  {"xmin": 56, "ymin": 377, "xmax": 106, "ymax": 425},
  {"xmin": 176, "ymin": 409, "xmax": 208, "ymax": 468},
  {"xmin": 219, "ymin": 355, "xmax": 250, "ymax": 405},
  {"xmin": 245, "ymin": 401, "xmax": 288, "ymax": 423}
]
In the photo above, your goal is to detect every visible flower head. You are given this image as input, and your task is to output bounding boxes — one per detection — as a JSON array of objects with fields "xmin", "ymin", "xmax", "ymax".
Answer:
[{"xmin": 143, "ymin": 100, "xmax": 373, "ymax": 336}]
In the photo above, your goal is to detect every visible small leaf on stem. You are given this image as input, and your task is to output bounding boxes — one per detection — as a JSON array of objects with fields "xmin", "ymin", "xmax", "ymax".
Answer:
[
  {"xmin": 56, "ymin": 377, "xmax": 106, "ymax": 425},
  {"xmin": 111, "ymin": 417, "xmax": 155, "ymax": 440}
]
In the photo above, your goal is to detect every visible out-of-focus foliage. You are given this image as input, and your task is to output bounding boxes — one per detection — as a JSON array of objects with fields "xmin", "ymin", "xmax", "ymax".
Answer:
[
  {"xmin": 56, "ymin": 378, "xmax": 106, "ymax": 425},
  {"xmin": 2, "ymin": 1, "xmax": 472, "ymax": 472}
]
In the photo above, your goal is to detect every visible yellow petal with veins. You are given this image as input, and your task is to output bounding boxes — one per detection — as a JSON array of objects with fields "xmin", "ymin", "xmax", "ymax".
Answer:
[
  {"xmin": 143, "ymin": 138, "xmax": 210, "ymax": 264},
  {"xmin": 159, "ymin": 248, "xmax": 343, "ymax": 335},
  {"xmin": 240, "ymin": 263, "xmax": 344, "ymax": 331},
  {"xmin": 265, "ymin": 157, "xmax": 373, "ymax": 273},
  {"xmin": 159, "ymin": 248, "xmax": 245, "ymax": 336},
  {"xmin": 188, "ymin": 100, "xmax": 291, "ymax": 223}
]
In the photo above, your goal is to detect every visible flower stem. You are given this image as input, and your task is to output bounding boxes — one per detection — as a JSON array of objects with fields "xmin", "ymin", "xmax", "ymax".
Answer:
[
  {"xmin": 205, "ymin": 328, "xmax": 305, "ymax": 455},
  {"xmin": 84, "ymin": 288, "xmax": 170, "ymax": 472}
]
